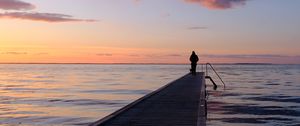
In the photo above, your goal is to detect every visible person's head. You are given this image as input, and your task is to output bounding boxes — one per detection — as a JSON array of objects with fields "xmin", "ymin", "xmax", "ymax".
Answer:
[{"xmin": 192, "ymin": 51, "xmax": 196, "ymax": 55}]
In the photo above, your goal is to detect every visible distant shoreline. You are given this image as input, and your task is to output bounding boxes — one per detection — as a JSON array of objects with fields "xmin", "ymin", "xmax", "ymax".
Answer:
[
  {"xmin": 233, "ymin": 63, "xmax": 273, "ymax": 65},
  {"xmin": 0, "ymin": 63, "xmax": 298, "ymax": 65}
]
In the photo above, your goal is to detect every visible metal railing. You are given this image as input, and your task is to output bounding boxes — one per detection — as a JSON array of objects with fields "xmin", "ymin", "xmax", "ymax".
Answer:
[
  {"xmin": 205, "ymin": 63, "xmax": 226, "ymax": 88},
  {"xmin": 202, "ymin": 63, "xmax": 226, "ymax": 119}
]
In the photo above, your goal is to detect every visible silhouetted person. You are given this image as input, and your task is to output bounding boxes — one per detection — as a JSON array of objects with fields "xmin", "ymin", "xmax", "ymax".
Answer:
[{"xmin": 190, "ymin": 51, "xmax": 199, "ymax": 75}]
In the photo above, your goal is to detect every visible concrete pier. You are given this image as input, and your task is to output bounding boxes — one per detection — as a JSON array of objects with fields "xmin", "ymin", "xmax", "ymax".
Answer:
[{"xmin": 90, "ymin": 72, "xmax": 206, "ymax": 126}]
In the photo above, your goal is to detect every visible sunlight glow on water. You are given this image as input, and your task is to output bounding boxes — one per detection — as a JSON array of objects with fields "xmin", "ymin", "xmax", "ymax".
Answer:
[
  {"xmin": 0, "ymin": 64, "xmax": 299, "ymax": 126},
  {"xmin": 0, "ymin": 64, "xmax": 187, "ymax": 125}
]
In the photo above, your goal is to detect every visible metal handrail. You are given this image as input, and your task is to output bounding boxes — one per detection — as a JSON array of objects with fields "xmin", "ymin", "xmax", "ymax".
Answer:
[{"xmin": 206, "ymin": 63, "xmax": 226, "ymax": 88}]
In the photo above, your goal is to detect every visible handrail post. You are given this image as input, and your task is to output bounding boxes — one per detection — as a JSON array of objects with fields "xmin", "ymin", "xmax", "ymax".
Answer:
[
  {"xmin": 205, "ymin": 64, "xmax": 208, "ymax": 76},
  {"xmin": 205, "ymin": 63, "xmax": 226, "ymax": 88}
]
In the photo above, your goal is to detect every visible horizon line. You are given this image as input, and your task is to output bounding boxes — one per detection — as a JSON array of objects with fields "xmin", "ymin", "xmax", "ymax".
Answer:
[{"xmin": 0, "ymin": 62, "xmax": 298, "ymax": 65}]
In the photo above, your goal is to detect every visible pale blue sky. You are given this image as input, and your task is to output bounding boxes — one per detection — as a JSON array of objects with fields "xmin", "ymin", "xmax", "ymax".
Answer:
[{"xmin": 23, "ymin": 0, "xmax": 299, "ymax": 52}]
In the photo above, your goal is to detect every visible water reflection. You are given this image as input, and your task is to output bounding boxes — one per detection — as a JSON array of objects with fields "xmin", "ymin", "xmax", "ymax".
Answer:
[
  {"xmin": 0, "ymin": 64, "xmax": 299, "ymax": 125},
  {"xmin": 206, "ymin": 65, "xmax": 300, "ymax": 126},
  {"xmin": 0, "ymin": 64, "xmax": 187, "ymax": 125}
]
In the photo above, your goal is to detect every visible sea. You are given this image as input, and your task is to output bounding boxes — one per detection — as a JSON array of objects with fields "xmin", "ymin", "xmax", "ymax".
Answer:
[{"xmin": 0, "ymin": 64, "xmax": 299, "ymax": 126}]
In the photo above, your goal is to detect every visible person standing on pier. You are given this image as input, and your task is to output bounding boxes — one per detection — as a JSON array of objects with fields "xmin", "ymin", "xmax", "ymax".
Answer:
[{"xmin": 190, "ymin": 51, "xmax": 199, "ymax": 75}]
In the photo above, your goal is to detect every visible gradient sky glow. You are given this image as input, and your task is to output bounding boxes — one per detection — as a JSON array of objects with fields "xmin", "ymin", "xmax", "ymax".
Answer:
[{"xmin": 0, "ymin": 0, "xmax": 300, "ymax": 64}]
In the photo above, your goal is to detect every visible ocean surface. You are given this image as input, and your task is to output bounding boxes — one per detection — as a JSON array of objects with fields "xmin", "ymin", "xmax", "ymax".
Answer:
[{"xmin": 0, "ymin": 64, "xmax": 299, "ymax": 126}]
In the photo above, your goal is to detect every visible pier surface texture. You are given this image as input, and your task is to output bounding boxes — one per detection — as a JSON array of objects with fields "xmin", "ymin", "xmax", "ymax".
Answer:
[{"xmin": 90, "ymin": 72, "xmax": 206, "ymax": 126}]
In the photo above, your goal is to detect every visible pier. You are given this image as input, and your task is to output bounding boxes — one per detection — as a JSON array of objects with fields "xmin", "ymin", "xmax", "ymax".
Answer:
[{"xmin": 90, "ymin": 72, "xmax": 206, "ymax": 126}]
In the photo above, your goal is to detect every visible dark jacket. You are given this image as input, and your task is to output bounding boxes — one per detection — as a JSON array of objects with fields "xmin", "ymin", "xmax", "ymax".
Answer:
[{"xmin": 190, "ymin": 53, "xmax": 199, "ymax": 63}]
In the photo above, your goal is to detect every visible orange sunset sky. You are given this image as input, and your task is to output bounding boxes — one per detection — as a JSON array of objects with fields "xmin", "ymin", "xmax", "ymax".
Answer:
[{"xmin": 0, "ymin": 0, "xmax": 299, "ymax": 64}]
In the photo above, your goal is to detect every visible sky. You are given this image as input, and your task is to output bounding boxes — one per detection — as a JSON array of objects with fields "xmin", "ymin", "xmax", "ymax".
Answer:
[{"xmin": 0, "ymin": 0, "xmax": 299, "ymax": 64}]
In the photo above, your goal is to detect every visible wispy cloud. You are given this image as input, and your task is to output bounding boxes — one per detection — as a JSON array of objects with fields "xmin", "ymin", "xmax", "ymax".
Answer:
[
  {"xmin": 128, "ymin": 54, "xmax": 141, "ymax": 57},
  {"xmin": 201, "ymin": 54, "xmax": 299, "ymax": 59},
  {"xmin": 0, "ymin": 0, "xmax": 35, "ymax": 10},
  {"xmin": 0, "ymin": 0, "xmax": 95, "ymax": 23},
  {"xmin": 187, "ymin": 26, "xmax": 208, "ymax": 30},
  {"xmin": 184, "ymin": 0, "xmax": 247, "ymax": 10},
  {"xmin": 133, "ymin": 0, "xmax": 141, "ymax": 3},
  {"xmin": 161, "ymin": 12, "xmax": 171, "ymax": 18},
  {"xmin": 165, "ymin": 54, "xmax": 182, "ymax": 57},
  {"xmin": 1, "ymin": 52, "xmax": 27, "ymax": 55},
  {"xmin": 0, "ymin": 12, "xmax": 96, "ymax": 22},
  {"xmin": 96, "ymin": 53, "xmax": 113, "ymax": 56},
  {"xmin": 131, "ymin": 0, "xmax": 247, "ymax": 10},
  {"xmin": 136, "ymin": 54, "xmax": 184, "ymax": 58}
]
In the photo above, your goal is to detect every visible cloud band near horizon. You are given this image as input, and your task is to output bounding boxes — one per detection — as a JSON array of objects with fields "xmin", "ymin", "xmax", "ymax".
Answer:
[
  {"xmin": 200, "ymin": 54, "xmax": 299, "ymax": 59},
  {"xmin": 0, "ymin": 12, "xmax": 96, "ymax": 22},
  {"xmin": 1, "ymin": 51, "xmax": 299, "ymax": 64}
]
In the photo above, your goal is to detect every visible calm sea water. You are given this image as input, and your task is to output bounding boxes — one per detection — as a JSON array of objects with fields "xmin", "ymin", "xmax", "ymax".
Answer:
[{"xmin": 0, "ymin": 64, "xmax": 299, "ymax": 126}]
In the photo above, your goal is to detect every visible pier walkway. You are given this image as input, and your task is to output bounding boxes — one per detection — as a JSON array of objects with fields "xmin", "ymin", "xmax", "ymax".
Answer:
[{"xmin": 90, "ymin": 72, "xmax": 206, "ymax": 126}]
